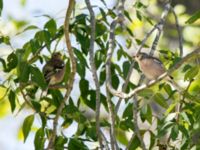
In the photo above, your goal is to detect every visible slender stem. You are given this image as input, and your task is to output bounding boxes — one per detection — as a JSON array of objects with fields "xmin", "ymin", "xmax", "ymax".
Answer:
[
  {"xmin": 47, "ymin": 0, "xmax": 76, "ymax": 149},
  {"xmin": 85, "ymin": 0, "xmax": 104, "ymax": 149},
  {"xmin": 132, "ymin": 95, "xmax": 146, "ymax": 150},
  {"xmin": 171, "ymin": 8, "xmax": 183, "ymax": 57}
]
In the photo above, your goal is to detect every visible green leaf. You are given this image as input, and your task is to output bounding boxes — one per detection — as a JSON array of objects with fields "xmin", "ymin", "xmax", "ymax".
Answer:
[
  {"xmin": 163, "ymin": 83, "xmax": 173, "ymax": 96},
  {"xmin": 95, "ymin": 50, "xmax": 106, "ymax": 69},
  {"xmin": 6, "ymin": 52, "xmax": 18, "ymax": 72},
  {"xmin": 123, "ymin": 61, "xmax": 130, "ymax": 78},
  {"xmin": 124, "ymin": 10, "xmax": 132, "ymax": 22},
  {"xmin": 8, "ymin": 90, "xmax": 16, "ymax": 112},
  {"xmin": 74, "ymin": 48, "xmax": 88, "ymax": 68},
  {"xmin": 80, "ymin": 90, "xmax": 96, "ymax": 110},
  {"xmin": 44, "ymin": 19, "xmax": 57, "ymax": 36},
  {"xmin": 138, "ymin": 89, "xmax": 154, "ymax": 98},
  {"xmin": 0, "ymin": 0, "xmax": 3, "ymax": 16},
  {"xmin": 126, "ymin": 27, "xmax": 134, "ymax": 37},
  {"xmin": 0, "ymin": 36, "xmax": 10, "ymax": 45},
  {"xmin": 136, "ymin": 10, "xmax": 142, "ymax": 21},
  {"xmin": 170, "ymin": 124, "xmax": 179, "ymax": 141},
  {"xmin": 0, "ymin": 57, "xmax": 6, "ymax": 71},
  {"xmin": 35, "ymin": 30, "xmax": 51, "ymax": 50},
  {"xmin": 153, "ymin": 93, "xmax": 168, "ymax": 108},
  {"xmin": 100, "ymin": 67, "xmax": 106, "ymax": 85},
  {"xmin": 18, "ymin": 61, "xmax": 30, "ymax": 82},
  {"xmin": 34, "ymin": 128, "xmax": 45, "ymax": 150},
  {"xmin": 112, "ymin": 74, "xmax": 119, "ymax": 89},
  {"xmin": 30, "ymin": 66, "xmax": 47, "ymax": 90},
  {"xmin": 128, "ymin": 136, "xmax": 140, "ymax": 150},
  {"xmin": 23, "ymin": 114, "xmax": 34, "ymax": 142},
  {"xmin": 185, "ymin": 10, "xmax": 200, "ymax": 24},
  {"xmin": 140, "ymin": 104, "xmax": 152, "ymax": 123},
  {"xmin": 95, "ymin": 22, "xmax": 107, "ymax": 37},
  {"xmin": 31, "ymin": 100, "xmax": 41, "ymax": 112},
  {"xmin": 77, "ymin": 61, "xmax": 85, "ymax": 78},
  {"xmin": 79, "ymin": 78, "xmax": 89, "ymax": 97},
  {"xmin": 184, "ymin": 66, "xmax": 199, "ymax": 81},
  {"xmin": 123, "ymin": 103, "xmax": 133, "ymax": 119},
  {"xmin": 68, "ymin": 138, "xmax": 89, "ymax": 150},
  {"xmin": 55, "ymin": 136, "xmax": 68, "ymax": 150}
]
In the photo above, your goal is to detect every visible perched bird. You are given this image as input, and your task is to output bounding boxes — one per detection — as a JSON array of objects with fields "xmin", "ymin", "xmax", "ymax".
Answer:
[
  {"xmin": 134, "ymin": 52, "xmax": 181, "ymax": 91},
  {"xmin": 42, "ymin": 52, "xmax": 66, "ymax": 85}
]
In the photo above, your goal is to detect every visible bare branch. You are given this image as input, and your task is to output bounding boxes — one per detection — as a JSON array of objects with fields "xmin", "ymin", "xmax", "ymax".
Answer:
[
  {"xmin": 47, "ymin": 0, "xmax": 76, "ymax": 149},
  {"xmin": 85, "ymin": 0, "xmax": 104, "ymax": 149},
  {"xmin": 136, "ymin": 0, "xmax": 172, "ymax": 55},
  {"xmin": 149, "ymin": 0, "xmax": 171, "ymax": 55},
  {"xmin": 171, "ymin": 8, "xmax": 183, "ymax": 57},
  {"xmin": 105, "ymin": 0, "xmax": 125, "ymax": 149}
]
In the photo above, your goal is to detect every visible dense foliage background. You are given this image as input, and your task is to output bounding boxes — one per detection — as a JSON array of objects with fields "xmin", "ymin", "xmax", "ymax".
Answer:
[{"xmin": 0, "ymin": 0, "xmax": 200, "ymax": 149}]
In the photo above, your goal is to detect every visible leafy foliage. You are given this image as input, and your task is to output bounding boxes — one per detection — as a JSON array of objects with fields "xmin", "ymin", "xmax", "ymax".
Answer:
[{"xmin": 0, "ymin": 0, "xmax": 200, "ymax": 150}]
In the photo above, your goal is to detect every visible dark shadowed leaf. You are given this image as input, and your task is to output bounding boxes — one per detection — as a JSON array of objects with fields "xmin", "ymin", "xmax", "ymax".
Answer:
[
  {"xmin": 34, "ymin": 128, "xmax": 45, "ymax": 150},
  {"xmin": 68, "ymin": 138, "xmax": 89, "ymax": 150},
  {"xmin": 30, "ymin": 66, "xmax": 47, "ymax": 90},
  {"xmin": 123, "ymin": 61, "xmax": 131, "ymax": 78},
  {"xmin": 6, "ymin": 52, "xmax": 18, "ymax": 72},
  {"xmin": 44, "ymin": 19, "xmax": 57, "ymax": 36},
  {"xmin": 0, "ymin": 0, "xmax": 3, "ymax": 16},
  {"xmin": 8, "ymin": 90, "xmax": 16, "ymax": 112},
  {"xmin": 18, "ymin": 61, "xmax": 30, "ymax": 82}
]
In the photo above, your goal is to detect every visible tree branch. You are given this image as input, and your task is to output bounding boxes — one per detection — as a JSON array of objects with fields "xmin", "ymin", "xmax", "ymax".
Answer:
[
  {"xmin": 149, "ymin": 0, "xmax": 171, "ymax": 55},
  {"xmin": 47, "ymin": 0, "xmax": 76, "ymax": 149},
  {"xmin": 85, "ymin": 0, "xmax": 104, "ymax": 149},
  {"xmin": 171, "ymin": 7, "xmax": 183, "ymax": 57}
]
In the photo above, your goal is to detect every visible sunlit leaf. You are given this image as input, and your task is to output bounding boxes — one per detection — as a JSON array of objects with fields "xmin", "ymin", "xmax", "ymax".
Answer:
[
  {"xmin": 23, "ymin": 114, "xmax": 34, "ymax": 142},
  {"xmin": 153, "ymin": 93, "xmax": 168, "ymax": 108},
  {"xmin": 185, "ymin": 10, "xmax": 200, "ymax": 24}
]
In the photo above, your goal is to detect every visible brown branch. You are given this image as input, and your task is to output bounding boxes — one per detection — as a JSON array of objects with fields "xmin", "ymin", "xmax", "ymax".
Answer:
[
  {"xmin": 171, "ymin": 7, "xmax": 183, "ymax": 57},
  {"xmin": 47, "ymin": 0, "xmax": 76, "ymax": 149},
  {"xmin": 85, "ymin": 0, "xmax": 104, "ymax": 149},
  {"xmin": 132, "ymin": 95, "xmax": 147, "ymax": 150},
  {"xmin": 107, "ymin": 47, "xmax": 200, "ymax": 99}
]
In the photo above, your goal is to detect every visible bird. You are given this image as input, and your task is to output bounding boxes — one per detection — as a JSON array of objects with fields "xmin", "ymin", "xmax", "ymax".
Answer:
[
  {"xmin": 134, "ymin": 52, "xmax": 182, "ymax": 91},
  {"xmin": 42, "ymin": 52, "xmax": 66, "ymax": 85}
]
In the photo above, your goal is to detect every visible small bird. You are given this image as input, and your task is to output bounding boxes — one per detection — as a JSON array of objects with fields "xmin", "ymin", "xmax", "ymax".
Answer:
[
  {"xmin": 42, "ymin": 52, "xmax": 66, "ymax": 85},
  {"xmin": 134, "ymin": 52, "xmax": 181, "ymax": 91}
]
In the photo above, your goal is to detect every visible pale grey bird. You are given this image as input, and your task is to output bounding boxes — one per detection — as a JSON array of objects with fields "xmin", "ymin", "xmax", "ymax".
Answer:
[{"xmin": 134, "ymin": 52, "xmax": 182, "ymax": 91}]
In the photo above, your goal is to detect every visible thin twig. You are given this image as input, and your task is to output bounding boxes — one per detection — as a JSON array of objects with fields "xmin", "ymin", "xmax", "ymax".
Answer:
[
  {"xmin": 85, "ymin": 0, "xmax": 104, "ymax": 149},
  {"xmin": 149, "ymin": 0, "xmax": 172, "ymax": 55},
  {"xmin": 115, "ymin": 61, "xmax": 135, "ymax": 112},
  {"xmin": 47, "ymin": 0, "xmax": 76, "ymax": 149},
  {"xmin": 105, "ymin": 0, "xmax": 125, "ymax": 149},
  {"xmin": 107, "ymin": 47, "xmax": 200, "ymax": 99},
  {"xmin": 132, "ymin": 95, "xmax": 147, "ymax": 150},
  {"xmin": 171, "ymin": 8, "xmax": 183, "ymax": 57},
  {"xmin": 106, "ymin": 88, "xmax": 118, "ymax": 150}
]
